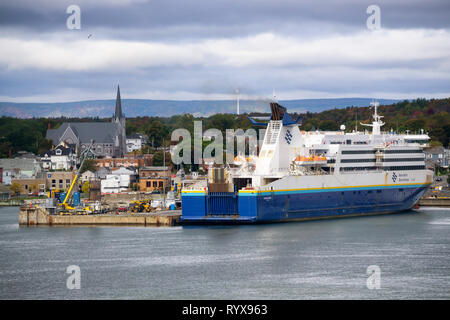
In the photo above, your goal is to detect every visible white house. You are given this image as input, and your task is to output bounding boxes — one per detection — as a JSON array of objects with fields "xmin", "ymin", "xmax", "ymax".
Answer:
[
  {"xmin": 126, "ymin": 133, "xmax": 148, "ymax": 153},
  {"xmin": 101, "ymin": 175, "xmax": 123, "ymax": 194},
  {"xmin": 40, "ymin": 146, "xmax": 76, "ymax": 171},
  {"xmin": 100, "ymin": 167, "xmax": 137, "ymax": 193}
]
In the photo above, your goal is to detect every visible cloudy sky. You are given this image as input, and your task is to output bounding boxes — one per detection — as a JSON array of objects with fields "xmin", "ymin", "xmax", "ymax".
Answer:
[{"xmin": 0, "ymin": 0, "xmax": 449, "ymax": 102}]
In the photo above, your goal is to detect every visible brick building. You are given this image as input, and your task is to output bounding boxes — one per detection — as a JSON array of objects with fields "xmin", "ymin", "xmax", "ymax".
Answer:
[
  {"xmin": 138, "ymin": 166, "xmax": 171, "ymax": 192},
  {"xmin": 10, "ymin": 178, "xmax": 46, "ymax": 195},
  {"xmin": 94, "ymin": 153, "xmax": 153, "ymax": 169},
  {"xmin": 45, "ymin": 171, "xmax": 76, "ymax": 191}
]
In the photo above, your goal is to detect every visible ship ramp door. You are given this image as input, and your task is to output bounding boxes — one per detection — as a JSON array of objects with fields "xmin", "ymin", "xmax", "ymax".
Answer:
[{"xmin": 206, "ymin": 192, "xmax": 238, "ymax": 215}]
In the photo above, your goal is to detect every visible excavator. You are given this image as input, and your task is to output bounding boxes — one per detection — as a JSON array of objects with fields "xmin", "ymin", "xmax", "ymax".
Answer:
[{"xmin": 59, "ymin": 141, "xmax": 94, "ymax": 215}]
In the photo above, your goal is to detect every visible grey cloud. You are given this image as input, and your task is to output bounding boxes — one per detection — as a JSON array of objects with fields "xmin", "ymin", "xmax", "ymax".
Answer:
[
  {"xmin": 1, "ymin": 0, "xmax": 449, "ymax": 39},
  {"xmin": 0, "ymin": 0, "xmax": 449, "ymax": 102}
]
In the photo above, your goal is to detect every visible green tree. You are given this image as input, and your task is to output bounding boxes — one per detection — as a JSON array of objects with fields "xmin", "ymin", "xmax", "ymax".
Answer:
[
  {"xmin": 80, "ymin": 159, "xmax": 97, "ymax": 174},
  {"xmin": 9, "ymin": 183, "xmax": 21, "ymax": 195},
  {"xmin": 405, "ymin": 119, "xmax": 425, "ymax": 132},
  {"xmin": 152, "ymin": 151, "xmax": 171, "ymax": 166},
  {"xmin": 319, "ymin": 120, "xmax": 339, "ymax": 131},
  {"xmin": 37, "ymin": 139, "xmax": 53, "ymax": 154},
  {"xmin": 81, "ymin": 181, "xmax": 90, "ymax": 194},
  {"xmin": 146, "ymin": 119, "xmax": 168, "ymax": 148}
]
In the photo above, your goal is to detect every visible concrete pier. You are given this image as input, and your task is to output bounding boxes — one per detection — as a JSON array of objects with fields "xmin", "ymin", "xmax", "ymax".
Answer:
[
  {"xmin": 419, "ymin": 198, "xmax": 450, "ymax": 207},
  {"xmin": 19, "ymin": 207, "xmax": 181, "ymax": 227}
]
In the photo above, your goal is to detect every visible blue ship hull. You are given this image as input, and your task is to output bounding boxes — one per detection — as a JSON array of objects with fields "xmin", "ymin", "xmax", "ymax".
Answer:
[{"xmin": 181, "ymin": 184, "xmax": 429, "ymax": 224}]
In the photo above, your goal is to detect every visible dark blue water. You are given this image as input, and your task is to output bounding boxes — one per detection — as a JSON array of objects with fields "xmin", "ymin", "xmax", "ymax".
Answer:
[{"xmin": 1, "ymin": 206, "xmax": 449, "ymax": 299}]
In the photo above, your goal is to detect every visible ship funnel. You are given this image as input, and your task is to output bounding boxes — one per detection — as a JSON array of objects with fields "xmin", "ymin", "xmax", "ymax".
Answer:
[
  {"xmin": 248, "ymin": 102, "xmax": 302, "ymax": 127},
  {"xmin": 270, "ymin": 103, "xmax": 286, "ymax": 121}
]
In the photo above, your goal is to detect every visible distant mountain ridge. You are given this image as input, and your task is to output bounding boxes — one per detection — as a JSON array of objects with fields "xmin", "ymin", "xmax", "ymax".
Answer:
[{"xmin": 0, "ymin": 98, "xmax": 400, "ymax": 118}]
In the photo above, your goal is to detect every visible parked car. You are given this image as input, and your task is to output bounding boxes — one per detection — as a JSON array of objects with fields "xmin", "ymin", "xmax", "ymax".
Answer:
[{"xmin": 117, "ymin": 206, "xmax": 128, "ymax": 212}]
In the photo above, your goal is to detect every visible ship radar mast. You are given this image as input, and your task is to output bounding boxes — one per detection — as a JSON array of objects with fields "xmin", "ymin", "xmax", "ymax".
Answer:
[{"xmin": 360, "ymin": 101, "xmax": 385, "ymax": 135}]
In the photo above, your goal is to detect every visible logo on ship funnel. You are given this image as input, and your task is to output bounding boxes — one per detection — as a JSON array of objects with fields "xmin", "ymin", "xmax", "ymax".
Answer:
[
  {"xmin": 392, "ymin": 172, "xmax": 397, "ymax": 182},
  {"xmin": 285, "ymin": 130, "xmax": 292, "ymax": 144}
]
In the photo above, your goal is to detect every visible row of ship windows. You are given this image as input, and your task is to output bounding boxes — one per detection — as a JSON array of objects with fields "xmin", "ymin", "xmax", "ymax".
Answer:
[
  {"xmin": 329, "ymin": 141, "xmax": 370, "ymax": 145},
  {"xmin": 331, "ymin": 140, "xmax": 428, "ymax": 145},
  {"xmin": 341, "ymin": 150, "xmax": 423, "ymax": 154},
  {"xmin": 340, "ymin": 165, "xmax": 425, "ymax": 171},
  {"xmin": 340, "ymin": 158, "xmax": 424, "ymax": 163}
]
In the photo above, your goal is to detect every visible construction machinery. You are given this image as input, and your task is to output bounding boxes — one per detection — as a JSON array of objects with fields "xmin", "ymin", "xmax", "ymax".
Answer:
[
  {"xmin": 58, "ymin": 141, "xmax": 94, "ymax": 215},
  {"xmin": 129, "ymin": 200, "xmax": 152, "ymax": 214}
]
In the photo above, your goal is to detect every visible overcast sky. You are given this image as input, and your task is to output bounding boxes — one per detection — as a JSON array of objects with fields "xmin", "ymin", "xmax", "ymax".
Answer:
[{"xmin": 0, "ymin": 0, "xmax": 449, "ymax": 102}]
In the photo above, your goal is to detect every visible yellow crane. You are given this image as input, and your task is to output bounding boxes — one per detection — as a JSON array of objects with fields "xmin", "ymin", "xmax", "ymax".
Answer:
[{"xmin": 59, "ymin": 141, "xmax": 94, "ymax": 215}]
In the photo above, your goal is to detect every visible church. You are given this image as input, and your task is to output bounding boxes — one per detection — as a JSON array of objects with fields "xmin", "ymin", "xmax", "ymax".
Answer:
[{"xmin": 46, "ymin": 86, "xmax": 127, "ymax": 158}]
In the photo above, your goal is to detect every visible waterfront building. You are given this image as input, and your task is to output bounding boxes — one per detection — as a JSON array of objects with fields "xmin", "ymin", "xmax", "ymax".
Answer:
[
  {"xmin": 101, "ymin": 175, "xmax": 124, "ymax": 194},
  {"xmin": 138, "ymin": 166, "xmax": 171, "ymax": 192},
  {"xmin": 45, "ymin": 171, "xmax": 75, "ymax": 192},
  {"xmin": 0, "ymin": 158, "xmax": 43, "ymax": 185},
  {"xmin": 425, "ymin": 146, "xmax": 449, "ymax": 169},
  {"xmin": 10, "ymin": 178, "xmax": 46, "ymax": 195},
  {"xmin": 100, "ymin": 167, "xmax": 137, "ymax": 194}
]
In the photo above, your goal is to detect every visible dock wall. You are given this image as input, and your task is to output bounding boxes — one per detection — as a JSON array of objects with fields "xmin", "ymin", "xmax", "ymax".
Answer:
[
  {"xmin": 19, "ymin": 207, "xmax": 180, "ymax": 226},
  {"xmin": 419, "ymin": 198, "xmax": 450, "ymax": 207}
]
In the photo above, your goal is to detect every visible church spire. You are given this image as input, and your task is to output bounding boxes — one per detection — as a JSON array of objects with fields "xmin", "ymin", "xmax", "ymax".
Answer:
[{"xmin": 115, "ymin": 85, "xmax": 123, "ymax": 119}]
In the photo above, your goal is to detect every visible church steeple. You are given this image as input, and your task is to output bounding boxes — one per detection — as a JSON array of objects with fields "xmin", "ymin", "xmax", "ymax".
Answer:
[
  {"xmin": 114, "ymin": 85, "xmax": 123, "ymax": 119},
  {"xmin": 112, "ymin": 84, "xmax": 126, "ymax": 157}
]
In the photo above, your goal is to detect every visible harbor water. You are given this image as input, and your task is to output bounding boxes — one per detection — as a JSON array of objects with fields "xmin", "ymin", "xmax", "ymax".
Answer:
[{"xmin": 0, "ymin": 206, "xmax": 449, "ymax": 299}]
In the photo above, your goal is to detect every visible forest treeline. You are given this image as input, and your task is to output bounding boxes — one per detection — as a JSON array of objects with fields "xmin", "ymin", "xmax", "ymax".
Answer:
[{"xmin": 1, "ymin": 98, "xmax": 449, "ymax": 158}]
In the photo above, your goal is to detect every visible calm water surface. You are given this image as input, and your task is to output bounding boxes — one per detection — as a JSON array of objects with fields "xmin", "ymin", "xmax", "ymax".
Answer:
[{"xmin": 0, "ymin": 206, "xmax": 449, "ymax": 299}]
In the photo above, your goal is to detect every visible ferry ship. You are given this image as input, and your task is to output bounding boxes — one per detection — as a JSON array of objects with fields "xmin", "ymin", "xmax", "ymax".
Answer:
[{"xmin": 181, "ymin": 102, "xmax": 433, "ymax": 224}]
